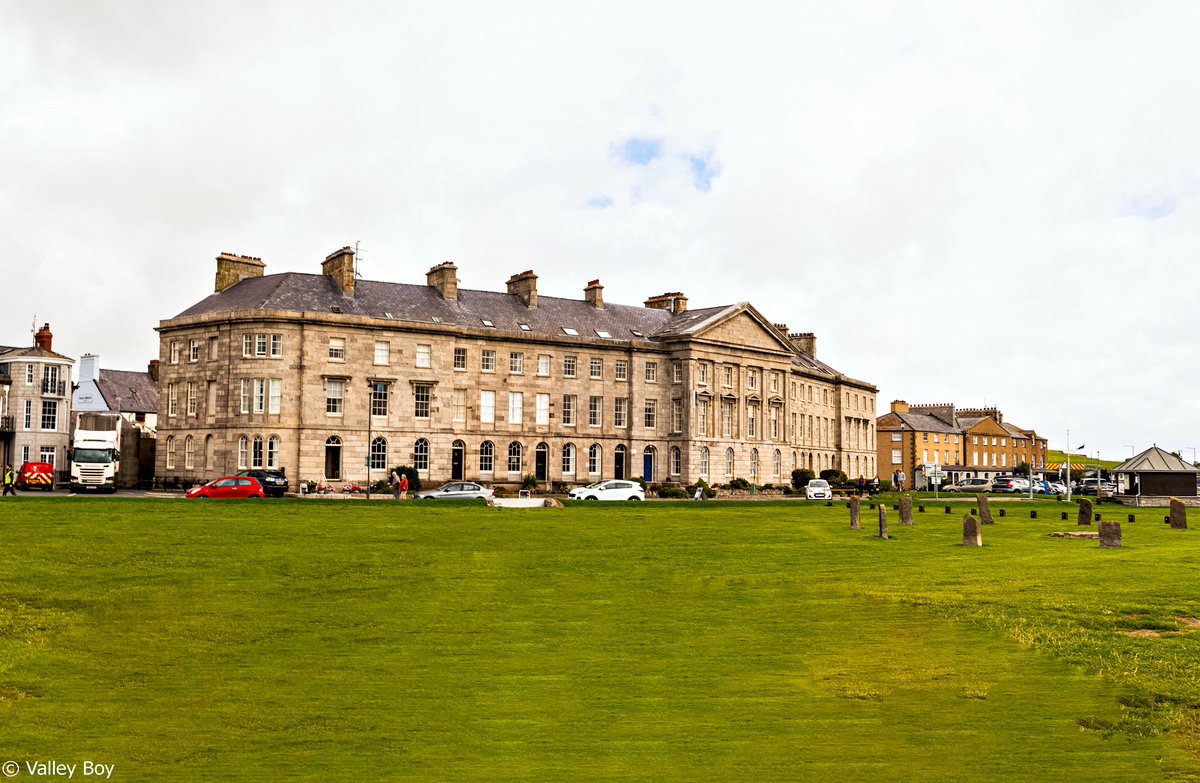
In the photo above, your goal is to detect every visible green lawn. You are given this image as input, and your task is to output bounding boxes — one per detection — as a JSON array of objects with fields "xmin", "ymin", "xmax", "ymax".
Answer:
[{"xmin": 1, "ymin": 497, "xmax": 1199, "ymax": 781}]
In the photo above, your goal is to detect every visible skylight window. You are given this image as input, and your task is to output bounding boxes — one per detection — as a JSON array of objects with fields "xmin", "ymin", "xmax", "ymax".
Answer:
[
  {"xmin": 595, "ymin": 329, "xmax": 612, "ymax": 338},
  {"xmin": 630, "ymin": 329, "xmax": 644, "ymax": 338},
  {"xmin": 519, "ymin": 323, "xmax": 532, "ymax": 331},
  {"xmin": 562, "ymin": 327, "xmax": 579, "ymax": 336},
  {"xmin": 431, "ymin": 316, "xmax": 442, "ymax": 323},
  {"xmin": 384, "ymin": 312, "xmax": 394, "ymax": 319},
  {"xmin": 481, "ymin": 319, "xmax": 495, "ymax": 328}
]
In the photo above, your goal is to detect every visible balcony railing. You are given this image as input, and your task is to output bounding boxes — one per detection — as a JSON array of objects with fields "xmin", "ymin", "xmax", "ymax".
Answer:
[{"xmin": 42, "ymin": 379, "xmax": 67, "ymax": 397}]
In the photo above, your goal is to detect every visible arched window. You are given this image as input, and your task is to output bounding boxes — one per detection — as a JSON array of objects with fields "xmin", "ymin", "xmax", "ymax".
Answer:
[
  {"xmin": 725, "ymin": 448, "xmax": 735, "ymax": 478},
  {"xmin": 165, "ymin": 436, "xmax": 176, "ymax": 470},
  {"xmin": 670, "ymin": 447, "xmax": 681, "ymax": 476},
  {"xmin": 699, "ymin": 447, "xmax": 709, "ymax": 478},
  {"xmin": 588, "ymin": 444, "xmax": 601, "ymax": 475},
  {"xmin": 773, "ymin": 449, "xmax": 781, "ymax": 478},
  {"xmin": 237, "ymin": 435, "xmax": 248, "ymax": 469},
  {"xmin": 414, "ymin": 438, "xmax": 429, "ymax": 472},
  {"xmin": 267, "ymin": 436, "xmax": 281, "ymax": 469},
  {"xmin": 252, "ymin": 435, "xmax": 264, "ymax": 469},
  {"xmin": 184, "ymin": 435, "xmax": 195, "ymax": 470},
  {"xmin": 750, "ymin": 448, "xmax": 759, "ymax": 480},
  {"xmin": 562, "ymin": 443, "xmax": 576, "ymax": 477},
  {"xmin": 370, "ymin": 437, "xmax": 387, "ymax": 470},
  {"xmin": 479, "ymin": 441, "xmax": 495, "ymax": 473},
  {"xmin": 508, "ymin": 442, "xmax": 522, "ymax": 474}
]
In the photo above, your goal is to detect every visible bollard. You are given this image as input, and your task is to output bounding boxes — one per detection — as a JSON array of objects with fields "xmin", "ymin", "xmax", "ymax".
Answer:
[
  {"xmin": 1128, "ymin": 514, "xmax": 1135, "ymax": 524},
  {"xmin": 1062, "ymin": 512, "xmax": 1068, "ymax": 521},
  {"xmin": 825, "ymin": 501, "xmax": 833, "ymax": 507},
  {"xmin": 1095, "ymin": 513, "xmax": 1101, "ymax": 522},
  {"xmin": 918, "ymin": 506, "xmax": 925, "ymax": 513},
  {"xmin": 999, "ymin": 509, "xmax": 1006, "ymax": 518},
  {"xmin": 1030, "ymin": 510, "xmax": 1037, "ymax": 519},
  {"xmin": 945, "ymin": 506, "xmax": 952, "ymax": 514}
]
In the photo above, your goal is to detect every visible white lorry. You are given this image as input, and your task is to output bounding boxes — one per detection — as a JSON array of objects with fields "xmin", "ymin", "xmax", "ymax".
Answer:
[{"xmin": 70, "ymin": 417, "xmax": 121, "ymax": 492}]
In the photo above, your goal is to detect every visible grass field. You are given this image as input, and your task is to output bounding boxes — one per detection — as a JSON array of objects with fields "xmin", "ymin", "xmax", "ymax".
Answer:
[{"xmin": 1, "ymin": 497, "xmax": 1199, "ymax": 781}]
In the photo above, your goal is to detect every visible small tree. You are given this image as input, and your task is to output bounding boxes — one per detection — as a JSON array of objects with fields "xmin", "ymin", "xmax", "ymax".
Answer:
[
  {"xmin": 521, "ymin": 474, "xmax": 538, "ymax": 491},
  {"xmin": 1013, "ymin": 462, "xmax": 1031, "ymax": 477},
  {"xmin": 791, "ymin": 468, "xmax": 815, "ymax": 490}
]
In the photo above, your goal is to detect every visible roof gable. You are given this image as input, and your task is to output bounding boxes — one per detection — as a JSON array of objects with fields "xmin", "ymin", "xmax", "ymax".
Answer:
[
  {"xmin": 683, "ymin": 305, "xmax": 795, "ymax": 354},
  {"xmin": 1113, "ymin": 446, "xmax": 1200, "ymax": 474}
]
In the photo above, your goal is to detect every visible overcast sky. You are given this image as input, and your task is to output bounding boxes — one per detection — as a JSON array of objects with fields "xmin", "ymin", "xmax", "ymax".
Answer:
[{"xmin": 2, "ymin": 1, "xmax": 1197, "ymax": 462}]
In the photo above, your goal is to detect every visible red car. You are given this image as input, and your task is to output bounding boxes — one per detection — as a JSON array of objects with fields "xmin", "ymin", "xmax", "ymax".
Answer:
[
  {"xmin": 17, "ymin": 462, "xmax": 55, "ymax": 491},
  {"xmin": 186, "ymin": 476, "xmax": 265, "ymax": 499}
]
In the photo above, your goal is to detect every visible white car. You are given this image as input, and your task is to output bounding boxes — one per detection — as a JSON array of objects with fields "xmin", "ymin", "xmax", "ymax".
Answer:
[
  {"xmin": 568, "ymin": 480, "xmax": 645, "ymax": 502},
  {"xmin": 805, "ymin": 479, "xmax": 833, "ymax": 500},
  {"xmin": 413, "ymin": 481, "xmax": 495, "ymax": 501}
]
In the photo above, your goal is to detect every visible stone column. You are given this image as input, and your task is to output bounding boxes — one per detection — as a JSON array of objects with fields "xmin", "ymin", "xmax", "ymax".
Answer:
[
  {"xmin": 878, "ymin": 503, "xmax": 888, "ymax": 540},
  {"xmin": 976, "ymin": 494, "xmax": 993, "ymax": 525},
  {"xmin": 1098, "ymin": 521, "xmax": 1122, "ymax": 548},
  {"xmin": 849, "ymin": 496, "xmax": 860, "ymax": 530},
  {"xmin": 1170, "ymin": 497, "xmax": 1188, "ymax": 529},
  {"xmin": 963, "ymin": 515, "xmax": 982, "ymax": 547},
  {"xmin": 899, "ymin": 495, "xmax": 913, "ymax": 526},
  {"xmin": 1077, "ymin": 498, "xmax": 1093, "ymax": 526}
]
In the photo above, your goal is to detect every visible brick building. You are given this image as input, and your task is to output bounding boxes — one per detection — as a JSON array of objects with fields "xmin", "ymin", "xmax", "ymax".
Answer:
[
  {"xmin": 155, "ymin": 248, "xmax": 878, "ymax": 489},
  {"xmin": 877, "ymin": 401, "xmax": 1047, "ymax": 488}
]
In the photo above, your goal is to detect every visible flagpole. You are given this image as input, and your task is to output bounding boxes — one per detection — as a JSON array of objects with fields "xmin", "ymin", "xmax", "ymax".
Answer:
[{"xmin": 1065, "ymin": 428, "xmax": 1071, "ymax": 503}]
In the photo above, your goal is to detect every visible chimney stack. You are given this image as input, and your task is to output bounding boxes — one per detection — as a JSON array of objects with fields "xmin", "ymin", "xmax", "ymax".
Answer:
[
  {"xmin": 890, "ymin": 400, "xmax": 910, "ymax": 414},
  {"xmin": 644, "ymin": 292, "xmax": 688, "ymax": 314},
  {"xmin": 506, "ymin": 270, "xmax": 538, "ymax": 308},
  {"xmin": 322, "ymin": 246, "xmax": 356, "ymax": 297},
  {"xmin": 426, "ymin": 262, "xmax": 458, "ymax": 301},
  {"xmin": 788, "ymin": 332, "xmax": 816, "ymax": 357},
  {"xmin": 80, "ymin": 353, "xmax": 100, "ymax": 382},
  {"xmin": 34, "ymin": 323, "xmax": 53, "ymax": 352},
  {"xmin": 147, "ymin": 359, "xmax": 160, "ymax": 382},
  {"xmin": 215, "ymin": 252, "xmax": 265, "ymax": 293},
  {"xmin": 584, "ymin": 279, "xmax": 604, "ymax": 309}
]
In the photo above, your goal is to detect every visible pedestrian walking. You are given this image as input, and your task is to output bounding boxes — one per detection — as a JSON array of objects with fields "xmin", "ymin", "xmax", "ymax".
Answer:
[
  {"xmin": 871, "ymin": 476, "xmax": 880, "ymax": 496},
  {"xmin": 2, "ymin": 465, "xmax": 16, "ymax": 497},
  {"xmin": 897, "ymin": 470, "xmax": 906, "ymax": 492},
  {"xmin": 390, "ymin": 469, "xmax": 401, "ymax": 500},
  {"xmin": 857, "ymin": 475, "xmax": 866, "ymax": 497},
  {"xmin": 398, "ymin": 473, "xmax": 409, "ymax": 500}
]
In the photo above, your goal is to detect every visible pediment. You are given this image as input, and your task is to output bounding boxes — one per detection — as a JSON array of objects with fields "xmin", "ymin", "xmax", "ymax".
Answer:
[{"xmin": 693, "ymin": 307, "xmax": 795, "ymax": 354}]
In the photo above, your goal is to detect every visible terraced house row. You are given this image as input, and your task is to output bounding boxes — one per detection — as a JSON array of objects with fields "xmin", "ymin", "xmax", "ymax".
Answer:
[{"xmin": 155, "ymin": 247, "xmax": 878, "ymax": 488}]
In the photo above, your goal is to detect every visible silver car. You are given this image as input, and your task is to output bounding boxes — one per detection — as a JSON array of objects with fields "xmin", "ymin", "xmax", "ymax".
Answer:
[{"xmin": 413, "ymin": 481, "xmax": 495, "ymax": 501}]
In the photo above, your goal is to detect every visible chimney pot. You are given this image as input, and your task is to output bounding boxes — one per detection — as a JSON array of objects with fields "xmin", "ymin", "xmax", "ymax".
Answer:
[
  {"xmin": 34, "ymin": 323, "xmax": 53, "ymax": 352},
  {"xmin": 644, "ymin": 292, "xmax": 688, "ymax": 313}
]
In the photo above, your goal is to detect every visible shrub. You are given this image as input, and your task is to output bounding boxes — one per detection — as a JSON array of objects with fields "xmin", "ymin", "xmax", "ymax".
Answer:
[
  {"xmin": 521, "ymin": 474, "xmax": 538, "ymax": 491},
  {"xmin": 390, "ymin": 465, "xmax": 421, "ymax": 493},
  {"xmin": 820, "ymin": 469, "xmax": 848, "ymax": 486},
  {"xmin": 728, "ymin": 477, "xmax": 752, "ymax": 491},
  {"xmin": 686, "ymin": 479, "xmax": 716, "ymax": 499},
  {"xmin": 659, "ymin": 486, "xmax": 690, "ymax": 499},
  {"xmin": 791, "ymin": 468, "xmax": 815, "ymax": 490}
]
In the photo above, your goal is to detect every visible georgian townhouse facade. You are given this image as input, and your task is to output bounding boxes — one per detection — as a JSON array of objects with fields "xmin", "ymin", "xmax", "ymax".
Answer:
[
  {"xmin": 155, "ymin": 248, "xmax": 877, "ymax": 488},
  {"xmin": 0, "ymin": 325, "xmax": 75, "ymax": 473}
]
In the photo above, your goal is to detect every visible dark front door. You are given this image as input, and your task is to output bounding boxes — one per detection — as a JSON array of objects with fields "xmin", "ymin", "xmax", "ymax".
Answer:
[
  {"xmin": 324, "ymin": 440, "xmax": 341, "ymax": 480},
  {"xmin": 643, "ymin": 451, "xmax": 654, "ymax": 482},
  {"xmin": 614, "ymin": 447, "xmax": 626, "ymax": 480},
  {"xmin": 535, "ymin": 443, "xmax": 548, "ymax": 482},
  {"xmin": 451, "ymin": 441, "xmax": 465, "ymax": 481}
]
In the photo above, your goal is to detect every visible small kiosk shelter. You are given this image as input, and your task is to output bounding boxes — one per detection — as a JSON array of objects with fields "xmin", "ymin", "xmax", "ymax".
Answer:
[{"xmin": 1111, "ymin": 446, "xmax": 1199, "ymax": 505}]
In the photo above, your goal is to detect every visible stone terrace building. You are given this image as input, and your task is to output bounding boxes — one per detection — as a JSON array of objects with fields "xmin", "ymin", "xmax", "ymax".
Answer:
[
  {"xmin": 155, "ymin": 248, "xmax": 878, "ymax": 489},
  {"xmin": 0, "ymin": 325, "xmax": 75, "ymax": 475}
]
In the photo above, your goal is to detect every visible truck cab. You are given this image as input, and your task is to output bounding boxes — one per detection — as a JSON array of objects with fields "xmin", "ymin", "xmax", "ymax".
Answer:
[{"xmin": 70, "ymin": 429, "xmax": 121, "ymax": 492}]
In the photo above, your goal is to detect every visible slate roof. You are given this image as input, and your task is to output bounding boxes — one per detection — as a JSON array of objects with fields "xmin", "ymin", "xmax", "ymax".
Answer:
[
  {"xmin": 96, "ymin": 369, "xmax": 158, "ymax": 414},
  {"xmin": 176, "ymin": 273, "xmax": 677, "ymax": 342},
  {"xmin": 1112, "ymin": 446, "xmax": 1200, "ymax": 474},
  {"xmin": 0, "ymin": 346, "xmax": 75, "ymax": 362},
  {"xmin": 880, "ymin": 412, "xmax": 961, "ymax": 434},
  {"xmin": 172, "ymin": 272, "xmax": 862, "ymax": 382}
]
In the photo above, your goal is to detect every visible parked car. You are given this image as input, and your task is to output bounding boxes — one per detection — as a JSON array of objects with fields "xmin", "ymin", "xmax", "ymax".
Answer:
[
  {"xmin": 943, "ymin": 478, "xmax": 992, "ymax": 493},
  {"xmin": 16, "ymin": 461, "xmax": 55, "ymax": 491},
  {"xmin": 1077, "ymin": 478, "xmax": 1116, "ymax": 496},
  {"xmin": 991, "ymin": 476, "xmax": 1030, "ymax": 493},
  {"xmin": 413, "ymin": 481, "xmax": 495, "ymax": 501},
  {"xmin": 805, "ymin": 479, "xmax": 833, "ymax": 500},
  {"xmin": 567, "ymin": 480, "xmax": 645, "ymax": 502},
  {"xmin": 236, "ymin": 469, "xmax": 289, "ymax": 497},
  {"xmin": 1032, "ymin": 480, "xmax": 1069, "ymax": 495},
  {"xmin": 186, "ymin": 476, "xmax": 265, "ymax": 499}
]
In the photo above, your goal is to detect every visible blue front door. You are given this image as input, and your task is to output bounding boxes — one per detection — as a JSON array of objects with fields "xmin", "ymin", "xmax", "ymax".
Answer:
[{"xmin": 643, "ymin": 452, "xmax": 653, "ymax": 482}]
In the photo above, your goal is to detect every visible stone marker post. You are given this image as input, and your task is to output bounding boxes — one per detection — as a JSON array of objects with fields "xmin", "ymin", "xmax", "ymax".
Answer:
[
  {"xmin": 1098, "ymin": 521, "xmax": 1122, "ymax": 548},
  {"xmin": 1170, "ymin": 497, "xmax": 1188, "ymax": 529},
  {"xmin": 977, "ymin": 494, "xmax": 994, "ymax": 525},
  {"xmin": 1077, "ymin": 497, "xmax": 1093, "ymax": 526},
  {"xmin": 899, "ymin": 495, "xmax": 913, "ymax": 526},
  {"xmin": 963, "ymin": 515, "xmax": 982, "ymax": 547},
  {"xmin": 878, "ymin": 503, "xmax": 888, "ymax": 540},
  {"xmin": 849, "ymin": 496, "xmax": 860, "ymax": 530}
]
